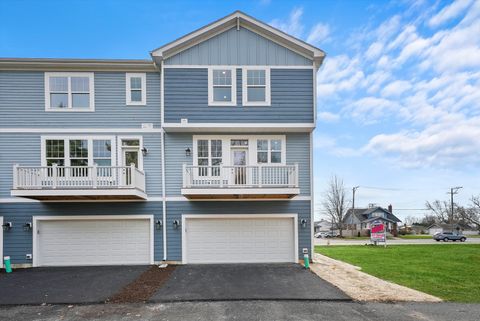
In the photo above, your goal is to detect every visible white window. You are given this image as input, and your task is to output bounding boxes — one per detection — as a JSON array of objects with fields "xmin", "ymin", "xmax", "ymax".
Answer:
[
  {"xmin": 257, "ymin": 139, "xmax": 283, "ymax": 164},
  {"xmin": 242, "ymin": 67, "xmax": 271, "ymax": 106},
  {"xmin": 126, "ymin": 73, "xmax": 146, "ymax": 105},
  {"xmin": 45, "ymin": 72, "xmax": 95, "ymax": 111},
  {"xmin": 208, "ymin": 68, "xmax": 236, "ymax": 106},
  {"xmin": 42, "ymin": 136, "xmax": 115, "ymax": 168},
  {"xmin": 196, "ymin": 139, "xmax": 223, "ymax": 176}
]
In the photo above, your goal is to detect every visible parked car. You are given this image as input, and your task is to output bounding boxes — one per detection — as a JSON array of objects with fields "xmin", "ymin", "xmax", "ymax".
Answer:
[
  {"xmin": 315, "ymin": 231, "xmax": 339, "ymax": 238},
  {"xmin": 433, "ymin": 232, "xmax": 467, "ymax": 242}
]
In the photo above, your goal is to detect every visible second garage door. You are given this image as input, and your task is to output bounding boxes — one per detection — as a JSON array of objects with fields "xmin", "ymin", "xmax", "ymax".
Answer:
[
  {"xmin": 184, "ymin": 216, "xmax": 296, "ymax": 264},
  {"xmin": 35, "ymin": 217, "xmax": 152, "ymax": 267}
]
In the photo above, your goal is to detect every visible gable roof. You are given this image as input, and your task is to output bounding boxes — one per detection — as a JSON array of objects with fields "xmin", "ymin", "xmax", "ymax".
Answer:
[
  {"xmin": 150, "ymin": 10, "xmax": 326, "ymax": 67},
  {"xmin": 344, "ymin": 206, "xmax": 402, "ymax": 223}
]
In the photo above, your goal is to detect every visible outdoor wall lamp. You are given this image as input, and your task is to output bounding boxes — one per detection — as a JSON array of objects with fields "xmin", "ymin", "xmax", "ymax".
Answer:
[
  {"xmin": 2, "ymin": 222, "xmax": 12, "ymax": 231},
  {"xmin": 173, "ymin": 220, "xmax": 181, "ymax": 229},
  {"xmin": 300, "ymin": 219, "xmax": 308, "ymax": 228},
  {"xmin": 185, "ymin": 147, "xmax": 191, "ymax": 157},
  {"xmin": 155, "ymin": 220, "xmax": 163, "ymax": 230},
  {"xmin": 23, "ymin": 222, "xmax": 32, "ymax": 231},
  {"xmin": 141, "ymin": 147, "xmax": 148, "ymax": 156}
]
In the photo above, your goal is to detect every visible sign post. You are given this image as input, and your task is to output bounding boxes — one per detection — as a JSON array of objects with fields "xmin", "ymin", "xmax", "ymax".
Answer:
[{"xmin": 370, "ymin": 220, "xmax": 387, "ymax": 247}]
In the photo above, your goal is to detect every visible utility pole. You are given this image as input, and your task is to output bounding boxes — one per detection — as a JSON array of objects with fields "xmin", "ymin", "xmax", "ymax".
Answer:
[
  {"xmin": 448, "ymin": 187, "xmax": 463, "ymax": 224},
  {"xmin": 351, "ymin": 186, "xmax": 360, "ymax": 234}
]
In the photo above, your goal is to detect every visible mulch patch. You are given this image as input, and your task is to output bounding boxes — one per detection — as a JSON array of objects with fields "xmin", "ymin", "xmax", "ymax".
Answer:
[{"xmin": 107, "ymin": 265, "xmax": 176, "ymax": 303}]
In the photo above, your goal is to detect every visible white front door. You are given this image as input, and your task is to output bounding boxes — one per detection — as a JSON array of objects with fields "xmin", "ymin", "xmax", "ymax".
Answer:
[
  {"xmin": 35, "ymin": 217, "xmax": 152, "ymax": 267},
  {"xmin": 184, "ymin": 216, "xmax": 297, "ymax": 264},
  {"xmin": 231, "ymin": 148, "xmax": 248, "ymax": 185}
]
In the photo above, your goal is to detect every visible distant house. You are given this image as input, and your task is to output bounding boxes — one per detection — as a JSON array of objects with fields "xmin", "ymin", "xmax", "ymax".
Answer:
[
  {"xmin": 342, "ymin": 204, "xmax": 402, "ymax": 235},
  {"xmin": 314, "ymin": 219, "xmax": 335, "ymax": 233},
  {"xmin": 427, "ymin": 223, "xmax": 478, "ymax": 235}
]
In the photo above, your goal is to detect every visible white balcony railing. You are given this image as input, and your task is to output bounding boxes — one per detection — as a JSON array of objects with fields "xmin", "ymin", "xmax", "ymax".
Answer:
[
  {"xmin": 182, "ymin": 164, "xmax": 299, "ymax": 189},
  {"xmin": 12, "ymin": 164, "xmax": 145, "ymax": 192}
]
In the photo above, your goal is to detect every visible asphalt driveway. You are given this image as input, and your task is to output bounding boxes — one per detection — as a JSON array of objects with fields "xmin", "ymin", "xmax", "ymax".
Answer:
[
  {"xmin": 0, "ymin": 265, "xmax": 149, "ymax": 305},
  {"xmin": 151, "ymin": 263, "xmax": 351, "ymax": 302}
]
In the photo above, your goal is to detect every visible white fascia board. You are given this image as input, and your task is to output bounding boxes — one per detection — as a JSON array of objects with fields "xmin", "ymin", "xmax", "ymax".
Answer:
[
  {"xmin": 181, "ymin": 187, "xmax": 300, "ymax": 196},
  {"xmin": 162, "ymin": 123, "xmax": 315, "ymax": 133},
  {"xmin": 11, "ymin": 189, "xmax": 147, "ymax": 199}
]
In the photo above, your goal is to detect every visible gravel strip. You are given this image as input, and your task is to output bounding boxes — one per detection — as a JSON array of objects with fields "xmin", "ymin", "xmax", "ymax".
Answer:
[
  {"xmin": 311, "ymin": 253, "xmax": 442, "ymax": 302},
  {"xmin": 107, "ymin": 265, "xmax": 175, "ymax": 303}
]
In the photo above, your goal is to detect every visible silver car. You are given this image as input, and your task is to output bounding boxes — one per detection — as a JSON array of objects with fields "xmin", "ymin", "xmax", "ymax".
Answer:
[{"xmin": 433, "ymin": 232, "xmax": 467, "ymax": 242}]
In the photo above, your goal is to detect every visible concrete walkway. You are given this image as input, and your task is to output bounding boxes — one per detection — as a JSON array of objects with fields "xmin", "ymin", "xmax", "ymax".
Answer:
[{"xmin": 311, "ymin": 253, "xmax": 442, "ymax": 302}]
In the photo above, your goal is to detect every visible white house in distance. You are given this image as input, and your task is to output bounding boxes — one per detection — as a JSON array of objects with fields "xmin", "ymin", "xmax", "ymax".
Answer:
[{"xmin": 342, "ymin": 204, "xmax": 401, "ymax": 236}]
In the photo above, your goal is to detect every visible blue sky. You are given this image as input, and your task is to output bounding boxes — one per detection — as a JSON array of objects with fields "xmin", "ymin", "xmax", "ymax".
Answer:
[{"xmin": 1, "ymin": 0, "xmax": 479, "ymax": 221}]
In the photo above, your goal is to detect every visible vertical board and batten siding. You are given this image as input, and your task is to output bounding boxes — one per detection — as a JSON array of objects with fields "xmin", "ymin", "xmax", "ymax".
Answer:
[
  {"xmin": 165, "ymin": 200, "xmax": 311, "ymax": 261},
  {"xmin": 164, "ymin": 68, "xmax": 313, "ymax": 123},
  {"xmin": 164, "ymin": 27, "xmax": 312, "ymax": 66},
  {"xmin": 0, "ymin": 72, "xmax": 161, "ymax": 128},
  {"xmin": 164, "ymin": 132, "xmax": 310, "ymax": 196},
  {"xmin": 0, "ymin": 202, "xmax": 163, "ymax": 264},
  {"xmin": 0, "ymin": 133, "xmax": 162, "ymax": 197}
]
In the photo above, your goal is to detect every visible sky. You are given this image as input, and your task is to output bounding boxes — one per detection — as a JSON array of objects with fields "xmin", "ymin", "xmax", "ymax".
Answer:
[{"xmin": 1, "ymin": 0, "xmax": 479, "ymax": 221}]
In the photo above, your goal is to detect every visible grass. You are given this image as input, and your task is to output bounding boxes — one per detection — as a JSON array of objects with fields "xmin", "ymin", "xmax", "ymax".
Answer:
[{"xmin": 315, "ymin": 244, "xmax": 480, "ymax": 303}]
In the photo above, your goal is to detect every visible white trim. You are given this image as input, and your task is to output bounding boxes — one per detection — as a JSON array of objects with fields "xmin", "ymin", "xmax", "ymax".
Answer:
[
  {"xmin": 44, "ymin": 72, "xmax": 95, "ymax": 112},
  {"xmin": 161, "ymin": 129, "xmax": 167, "ymax": 261},
  {"xmin": 0, "ymin": 216, "xmax": 3, "ymax": 269},
  {"xmin": 181, "ymin": 213, "xmax": 298, "ymax": 264},
  {"xmin": 181, "ymin": 187, "xmax": 299, "ymax": 196},
  {"xmin": 163, "ymin": 65, "xmax": 315, "ymax": 69},
  {"xmin": 118, "ymin": 135, "xmax": 144, "ymax": 171},
  {"xmin": 163, "ymin": 123, "xmax": 315, "ymax": 133},
  {"xmin": 208, "ymin": 67, "xmax": 237, "ymax": 106},
  {"xmin": 0, "ymin": 128, "xmax": 162, "ymax": 133},
  {"xmin": 242, "ymin": 67, "xmax": 271, "ymax": 106},
  {"xmin": 310, "ymin": 131, "xmax": 314, "ymax": 258},
  {"xmin": 126, "ymin": 73, "xmax": 147, "ymax": 106},
  {"xmin": 41, "ymin": 135, "xmax": 117, "ymax": 167},
  {"xmin": 11, "ymin": 189, "xmax": 147, "ymax": 199},
  {"xmin": 32, "ymin": 214, "xmax": 154, "ymax": 267}
]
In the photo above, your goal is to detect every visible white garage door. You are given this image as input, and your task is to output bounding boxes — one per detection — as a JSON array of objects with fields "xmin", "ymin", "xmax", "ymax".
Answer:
[
  {"xmin": 184, "ymin": 216, "xmax": 296, "ymax": 264},
  {"xmin": 36, "ymin": 217, "xmax": 151, "ymax": 267}
]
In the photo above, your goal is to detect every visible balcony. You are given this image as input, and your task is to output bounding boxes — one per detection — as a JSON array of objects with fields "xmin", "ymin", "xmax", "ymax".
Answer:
[
  {"xmin": 182, "ymin": 164, "xmax": 299, "ymax": 199},
  {"xmin": 11, "ymin": 164, "xmax": 146, "ymax": 200}
]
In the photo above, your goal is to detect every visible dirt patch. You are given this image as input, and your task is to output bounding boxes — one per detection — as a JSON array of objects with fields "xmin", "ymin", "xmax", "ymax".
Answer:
[
  {"xmin": 107, "ymin": 265, "xmax": 176, "ymax": 303},
  {"xmin": 311, "ymin": 253, "xmax": 442, "ymax": 302}
]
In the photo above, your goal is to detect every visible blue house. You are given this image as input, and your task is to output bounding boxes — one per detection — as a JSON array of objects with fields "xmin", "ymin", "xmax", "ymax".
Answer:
[{"xmin": 0, "ymin": 11, "xmax": 325, "ymax": 267}]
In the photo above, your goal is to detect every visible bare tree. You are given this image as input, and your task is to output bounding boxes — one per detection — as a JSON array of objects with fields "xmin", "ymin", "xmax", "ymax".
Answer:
[
  {"xmin": 404, "ymin": 216, "xmax": 419, "ymax": 225},
  {"xmin": 420, "ymin": 214, "xmax": 437, "ymax": 226},
  {"xmin": 322, "ymin": 175, "xmax": 347, "ymax": 237},
  {"xmin": 425, "ymin": 200, "xmax": 451, "ymax": 223},
  {"xmin": 458, "ymin": 195, "xmax": 480, "ymax": 231}
]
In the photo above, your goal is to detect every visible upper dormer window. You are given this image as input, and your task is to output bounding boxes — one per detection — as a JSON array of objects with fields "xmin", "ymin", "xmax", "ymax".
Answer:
[
  {"xmin": 208, "ymin": 68, "xmax": 236, "ymax": 106},
  {"xmin": 242, "ymin": 68, "xmax": 271, "ymax": 106},
  {"xmin": 45, "ymin": 72, "xmax": 95, "ymax": 112},
  {"xmin": 126, "ymin": 73, "xmax": 147, "ymax": 106}
]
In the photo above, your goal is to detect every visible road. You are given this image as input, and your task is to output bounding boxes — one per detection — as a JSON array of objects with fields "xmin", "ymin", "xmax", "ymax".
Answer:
[
  {"xmin": 0, "ymin": 301, "xmax": 479, "ymax": 321},
  {"xmin": 315, "ymin": 237, "xmax": 480, "ymax": 246}
]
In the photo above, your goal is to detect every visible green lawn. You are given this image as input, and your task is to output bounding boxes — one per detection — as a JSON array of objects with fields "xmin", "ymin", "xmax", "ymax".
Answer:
[{"xmin": 315, "ymin": 244, "xmax": 480, "ymax": 303}]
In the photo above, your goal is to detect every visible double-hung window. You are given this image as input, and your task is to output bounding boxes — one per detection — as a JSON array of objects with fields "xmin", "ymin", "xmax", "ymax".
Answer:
[
  {"xmin": 126, "ymin": 73, "xmax": 146, "ymax": 105},
  {"xmin": 196, "ymin": 139, "xmax": 223, "ymax": 176},
  {"xmin": 242, "ymin": 68, "xmax": 270, "ymax": 106},
  {"xmin": 208, "ymin": 68, "xmax": 236, "ymax": 106},
  {"xmin": 257, "ymin": 138, "xmax": 283, "ymax": 164},
  {"xmin": 45, "ymin": 72, "xmax": 94, "ymax": 111}
]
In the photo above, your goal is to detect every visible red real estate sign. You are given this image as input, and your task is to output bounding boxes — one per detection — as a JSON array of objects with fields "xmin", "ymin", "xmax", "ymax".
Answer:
[
  {"xmin": 371, "ymin": 224, "xmax": 384, "ymax": 233},
  {"xmin": 371, "ymin": 222, "xmax": 386, "ymax": 243}
]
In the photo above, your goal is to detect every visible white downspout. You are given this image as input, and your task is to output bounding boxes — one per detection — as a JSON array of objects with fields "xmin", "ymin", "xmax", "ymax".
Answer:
[{"xmin": 160, "ymin": 62, "xmax": 167, "ymax": 262}]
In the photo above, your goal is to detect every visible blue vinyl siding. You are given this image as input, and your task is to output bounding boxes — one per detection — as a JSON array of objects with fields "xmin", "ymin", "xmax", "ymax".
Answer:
[
  {"xmin": 165, "ymin": 27, "xmax": 312, "ymax": 66},
  {"xmin": 0, "ymin": 72, "xmax": 161, "ymax": 128},
  {"xmin": 164, "ymin": 68, "xmax": 313, "ymax": 123},
  {"xmin": 165, "ymin": 200, "xmax": 312, "ymax": 261},
  {"xmin": 0, "ymin": 202, "xmax": 163, "ymax": 264},
  {"xmin": 164, "ymin": 132, "xmax": 310, "ymax": 196},
  {"xmin": 0, "ymin": 133, "xmax": 162, "ymax": 197}
]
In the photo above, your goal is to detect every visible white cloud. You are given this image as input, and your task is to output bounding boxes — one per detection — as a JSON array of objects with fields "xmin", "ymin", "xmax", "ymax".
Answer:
[
  {"xmin": 270, "ymin": 7, "xmax": 304, "ymax": 38},
  {"xmin": 428, "ymin": 0, "xmax": 474, "ymax": 27},
  {"xmin": 365, "ymin": 42, "xmax": 383, "ymax": 60},
  {"xmin": 306, "ymin": 23, "xmax": 330, "ymax": 45},
  {"xmin": 318, "ymin": 111, "xmax": 340, "ymax": 122},
  {"xmin": 381, "ymin": 80, "xmax": 412, "ymax": 97}
]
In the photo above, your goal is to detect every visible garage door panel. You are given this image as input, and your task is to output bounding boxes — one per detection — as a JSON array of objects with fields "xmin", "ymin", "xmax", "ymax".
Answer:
[
  {"xmin": 185, "ymin": 217, "xmax": 295, "ymax": 264},
  {"xmin": 37, "ymin": 218, "xmax": 150, "ymax": 267}
]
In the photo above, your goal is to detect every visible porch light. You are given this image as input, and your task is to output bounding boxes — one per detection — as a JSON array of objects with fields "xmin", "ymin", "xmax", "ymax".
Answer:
[
  {"xmin": 173, "ymin": 220, "xmax": 181, "ymax": 229},
  {"xmin": 2, "ymin": 222, "xmax": 12, "ymax": 231},
  {"xmin": 141, "ymin": 147, "xmax": 148, "ymax": 156},
  {"xmin": 155, "ymin": 219, "xmax": 162, "ymax": 230},
  {"xmin": 300, "ymin": 219, "xmax": 308, "ymax": 228},
  {"xmin": 23, "ymin": 222, "xmax": 32, "ymax": 231},
  {"xmin": 185, "ymin": 147, "xmax": 191, "ymax": 157}
]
